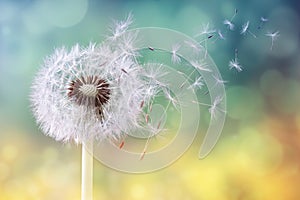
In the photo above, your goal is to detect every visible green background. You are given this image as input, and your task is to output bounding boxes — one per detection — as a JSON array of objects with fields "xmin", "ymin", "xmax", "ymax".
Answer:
[{"xmin": 1, "ymin": 0, "xmax": 300, "ymax": 199}]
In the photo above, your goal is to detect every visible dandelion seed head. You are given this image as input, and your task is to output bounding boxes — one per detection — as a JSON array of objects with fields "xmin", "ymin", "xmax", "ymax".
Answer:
[{"xmin": 30, "ymin": 20, "xmax": 161, "ymax": 144}]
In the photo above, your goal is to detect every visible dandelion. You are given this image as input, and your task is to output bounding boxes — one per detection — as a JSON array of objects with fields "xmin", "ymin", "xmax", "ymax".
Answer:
[
  {"xmin": 30, "ymin": 17, "xmax": 162, "ymax": 200},
  {"xmin": 31, "ymin": 44, "xmax": 157, "ymax": 143},
  {"xmin": 265, "ymin": 31, "xmax": 280, "ymax": 50}
]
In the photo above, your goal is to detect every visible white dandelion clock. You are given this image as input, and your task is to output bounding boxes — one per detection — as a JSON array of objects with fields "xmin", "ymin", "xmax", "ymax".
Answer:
[
  {"xmin": 31, "ymin": 44, "xmax": 157, "ymax": 143},
  {"xmin": 30, "ymin": 15, "xmax": 228, "ymax": 199},
  {"xmin": 30, "ymin": 18, "xmax": 162, "ymax": 200}
]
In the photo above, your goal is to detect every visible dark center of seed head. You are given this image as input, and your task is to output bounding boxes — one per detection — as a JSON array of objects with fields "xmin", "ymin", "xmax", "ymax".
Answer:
[{"xmin": 67, "ymin": 75, "xmax": 110, "ymax": 117}]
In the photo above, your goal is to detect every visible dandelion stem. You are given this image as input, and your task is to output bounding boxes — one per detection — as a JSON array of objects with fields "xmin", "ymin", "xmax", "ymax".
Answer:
[{"xmin": 81, "ymin": 141, "xmax": 93, "ymax": 200}]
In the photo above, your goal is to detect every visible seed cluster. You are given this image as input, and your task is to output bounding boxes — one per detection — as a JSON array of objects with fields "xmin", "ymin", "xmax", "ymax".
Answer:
[{"xmin": 68, "ymin": 76, "xmax": 110, "ymax": 118}]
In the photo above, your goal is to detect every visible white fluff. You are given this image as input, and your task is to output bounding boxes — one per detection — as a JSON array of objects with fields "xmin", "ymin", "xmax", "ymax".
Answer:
[{"xmin": 30, "ymin": 18, "xmax": 161, "ymax": 144}]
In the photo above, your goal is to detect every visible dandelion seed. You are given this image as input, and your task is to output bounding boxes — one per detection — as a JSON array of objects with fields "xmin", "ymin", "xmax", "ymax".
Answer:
[
  {"xmin": 224, "ymin": 19, "xmax": 235, "ymax": 31},
  {"xmin": 121, "ymin": 68, "xmax": 128, "ymax": 74},
  {"xmin": 229, "ymin": 58, "xmax": 242, "ymax": 72},
  {"xmin": 229, "ymin": 49, "xmax": 243, "ymax": 72},
  {"xmin": 240, "ymin": 21, "xmax": 256, "ymax": 38},
  {"xmin": 231, "ymin": 8, "xmax": 238, "ymax": 21},
  {"xmin": 119, "ymin": 140, "xmax": 125, "ymax": 149},
  {"xmin": 188, "ymin": 76, "xmax": 204, "ymax": 90},
  {"xmin": 163, "ymin": 88, "xmax": 179, "ymax": 110},
  {"xmin": 157, "ymin": 120, "xmax": 162, "ymax": 129},
  {"xmin": 110, "ymin": 13, "xmax": 133, "ymax": 40},
  {"xmin": 213, "ymin": 74, "xmax": 228, "ymax": 85},
  {"xmin": 139, "ymin": 133, "xmax": 153, "ymax": 160},
  {"xmin": 261, "ymin": 17, "xmax": 268, "ymax": 22},
  {"xmin": 241, "ymin": 21, "xmax": 249, "ymax": 35},
  {"xmin": 140, "ymin": 100, "xmax": 144, "ymax": 108},
  {"xmin": 148, "ymin": 46, "xmax": 155, "ymax": 51},
  {"xmin": 171, "ymin": 44, "xmax": 181, "ymax": 64},
  {"xmin": 217, "ymin": 30, "xmax": 226, "ymax": 40},
  {"xmin": 209, "ymin": 96, "xmax": 223, "ymax": 119},
  {"xmin": 184, "ymin": 40, "xmax": 202, "ymax": 53},
  {"xmin": 194, "ymin": 22, "xmax": 216, "ymax": 38},
  {"xmin": 190, "ymin": 60, "xmax": 212, "ymax": 72},
  {"xmin": 258, "ymin": 17, "xmax": 268, "ymax": 29},
  {"xmin": 265, "ymin": 31, "xmax": 280, "ymax": 50},
  {"xmin": 190, "ymin": 95, "xmax": 225, "ymax": 119},
  {"xmin": 204, "ymin": 74, "xmax": 227, "ymax": 95}
]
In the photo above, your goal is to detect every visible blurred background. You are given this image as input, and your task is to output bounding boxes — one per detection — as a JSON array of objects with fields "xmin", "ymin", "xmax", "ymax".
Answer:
[{"xmin": 1, "ymin": 0, "xmax": 300, "ymax": 199}]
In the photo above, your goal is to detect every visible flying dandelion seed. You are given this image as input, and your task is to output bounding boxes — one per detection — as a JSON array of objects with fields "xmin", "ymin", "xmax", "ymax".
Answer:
[
  {"xmin": 190, "ymin": 60, "xmax": 212, "ymax": 72},
  {"xmin": 213, "ymin": 74, "xmax": 228, "ymax": 85},
  {"xmin": 232, "ymin": 8, "xmax": 238, "ymax": 21},
  {"xmin": 171, "ymin": 44, "xmax": 181, "ymax": 64},
  {"xmin": 223, "ymin": 19, "xmax": 235, "ymax": 31},
  {"xmin": 110, "ymin": 13, "xmax": 134, "ymax": 40},
  {"xmin": 265, "ymin": 31, "xmax": 280, "ymax": 50},
  {"xmin": 188, "ymin": 76, "xmax": 204, "ymax": 90},
  {"xmin": 261, "ymin": 17, "xmax": 268, "ymax": 22},
  {"xmin": 194, "ymin": 22, "xmax": 216, "ymax": 38},
  {"xmin": 229, "ymin": 49, "xmax": 243, "ymax": 72},
  {"xmin": 240, "ymin": 21, "xmax": 257, "ymax": 38},
  {"xmin": 217, "ymin": 30, "xmax": 226, "ymax": 40},
  {"xmin": 258, "ymin": 17, "xmax": 268, "ymax": 29},
  {"xmin": 209, "ymin": 96, "xmax": 224, "ymax": 119},
  {"xmin": 184, "ymin": 40, "xmax": 202, "ymax": 53},
  {"xmin": 240, "ymin": 21, "xmax": 249, "ymax": 35}
]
